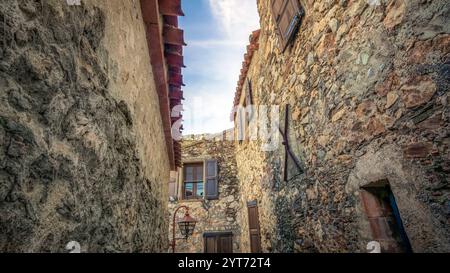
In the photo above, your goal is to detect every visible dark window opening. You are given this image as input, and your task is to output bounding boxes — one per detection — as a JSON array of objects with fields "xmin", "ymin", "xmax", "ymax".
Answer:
[{"xmin": 360, "ymin": 181, "xmax": 413, "ymax": 253}]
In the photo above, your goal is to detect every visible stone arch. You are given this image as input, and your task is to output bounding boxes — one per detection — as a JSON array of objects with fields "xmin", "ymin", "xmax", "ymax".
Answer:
[{"xmin": 346, "ymin": 144, "xmax": 450, "ymax": 252}]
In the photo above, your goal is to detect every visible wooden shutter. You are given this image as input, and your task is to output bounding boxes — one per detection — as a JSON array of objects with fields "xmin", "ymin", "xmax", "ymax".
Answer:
[
  {"xmin": 168, "ymin": 171, "xmax": 177, "ymax": 199},
  {"xmin": 236, "ymin": 107, "xmax": 245, "ymax": 143},
  {"xmin": 205, "ymin": 159, "xmax": 218, "ymax": 200},
  {"xmin": 247, "ymin": 202, "xmax": 262, "ymax": 253},
  {"xmin": 245, "ymin": 79, "xmax": 253, "ymax": 106},
  {"xmin": 168, "ymin": 181, "xmax": 176, "ymax": 198},
  {"xmin": 246, "ymin": 79, "xmax": 254, "ymax": 121},
  {"xmin": 271, "ymin": 0, "xmax": 304, "ymax": 51}
]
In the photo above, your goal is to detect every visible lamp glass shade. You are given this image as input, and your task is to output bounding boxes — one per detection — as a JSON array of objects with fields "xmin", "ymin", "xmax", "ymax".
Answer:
[{"xmin": 177, "ymin": 213, "xmax": 197, "ymax": 238}]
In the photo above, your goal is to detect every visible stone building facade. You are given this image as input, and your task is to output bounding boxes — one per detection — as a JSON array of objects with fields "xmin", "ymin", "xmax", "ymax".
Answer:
[
  {"xmin": 168, "ymin": 132, "xmax": 241, "ymax": 253},
  {"xmin": 0, "ymin": 0, "xmax": 185, "ymax": 252},
  {"xmin": 232, "ymin": 0, "xmax": 449, "ymax": 253}
]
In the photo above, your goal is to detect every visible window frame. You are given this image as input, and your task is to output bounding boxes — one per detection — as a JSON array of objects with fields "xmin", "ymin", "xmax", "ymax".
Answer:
[
  {"xmin": 180, "ymin": 159, "xmax": 219, "ymax": 201},
  {"xmin": 182, "ymin": 162, "xmax": 204, "ymax": 200}
]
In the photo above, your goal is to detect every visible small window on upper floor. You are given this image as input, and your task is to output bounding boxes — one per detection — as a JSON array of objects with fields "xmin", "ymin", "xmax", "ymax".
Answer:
[
  {"xmin": 271, "ymin": 0, "xmax": 304, "ymax": 51},
  {"xmin": 182, "ymin": 160, "xmax": 219, "ymax": 200},
  {"xmin": 183, "ymin": 163, "xmax": 204, "ymax": 200}
]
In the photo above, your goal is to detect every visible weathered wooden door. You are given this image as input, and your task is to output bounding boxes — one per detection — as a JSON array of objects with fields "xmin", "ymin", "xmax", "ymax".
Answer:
[
  {"xmin": 247, "ymin": 201, "xmax": 262, "ymax": 253},
  {"xmin": 204, "ymin": 232, "xmax": 233, "ymax": 253},
  {"xmin": 360, "ymin": 184, "xmax": 413, "ymax": 253}
]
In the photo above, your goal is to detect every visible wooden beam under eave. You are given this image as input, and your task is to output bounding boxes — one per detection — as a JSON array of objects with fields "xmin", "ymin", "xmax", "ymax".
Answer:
[
  {"xmin": 166, "ymin": 52, "xmax": 185, "ymax": 67},
  {"xmin": 171, "ymin": 114, "xmax": 183, "ymax": 120},
  {"xmin": 163, "ymin": 26, "xmax": 186, "ymax": 46},
  {"xmin": 170, "ymin": 99, "xmax": 182, "ymax": 109},
  {"xmin": 168, "ymin": 64, "xmax": 182, "ymax": 74},
  {"xmin": 165, "ymin": 44, "xmax": 183, "ymax": 55},
  {"xmin": 164, "ymin": 15, "xmax": 178, "ymax": 27},
  {"xmin": 141, "ymin": 0, "xmax": 159, "ymax": 24},
  {"xmin": 169, "ymin": 72, "xmax": 185, "ymax": 86},
  {"xmin": 158, "ymin": 0, "xmax": 184, "ymax": 16},
  {"xmin": 169, "ymin": 93, "xmax": 184, "ymax": 101},
  {"xmin": 140, "ymin": 0, "xmax": 177, "ymax": 170}
]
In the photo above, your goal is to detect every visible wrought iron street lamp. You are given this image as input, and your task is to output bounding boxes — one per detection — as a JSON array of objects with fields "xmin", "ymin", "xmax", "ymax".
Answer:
[{"xmin": 171, "ymin": 206, "xmax": 197, "ymax": 253}]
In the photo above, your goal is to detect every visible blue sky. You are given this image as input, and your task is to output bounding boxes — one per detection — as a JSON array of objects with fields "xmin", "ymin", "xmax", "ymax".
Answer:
[{"xmin": 179, "ymin": 0, "xmax": 260, "ymax": 135}]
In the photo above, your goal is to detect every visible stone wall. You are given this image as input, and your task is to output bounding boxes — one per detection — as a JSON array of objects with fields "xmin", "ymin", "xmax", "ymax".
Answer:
[
  {"xmin": 0, "ymin": 0, "xmax": 170, "ymax": 252},
  {"xmin": 168, "ymin": 133, "xmax": 240, "ymax": 253},
  {"xmin": 235, "ymin": 0, "xmax": 449, "ymax": 253}
]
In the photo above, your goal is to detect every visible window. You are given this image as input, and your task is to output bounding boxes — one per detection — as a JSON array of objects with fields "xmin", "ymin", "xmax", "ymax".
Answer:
[
  {"xmin": 204, "ymin": 232, "xmax": 233, "ymax": 253},
  {"xmin": 183, "ymin": 163, "xmax": 204, "ymax": 199},
  {"xmin": 271, "ymin": 0, "xmax": 304, "ymax": 51},
  {"xmin": 182, "ymin": 160, "xmax": 218, "ymax": 200}
]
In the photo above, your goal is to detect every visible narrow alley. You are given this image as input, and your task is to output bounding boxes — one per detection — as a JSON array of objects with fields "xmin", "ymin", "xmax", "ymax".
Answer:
[{"xmin": 0, "ymin": 0, "xmax": 449, "ymax": 254}]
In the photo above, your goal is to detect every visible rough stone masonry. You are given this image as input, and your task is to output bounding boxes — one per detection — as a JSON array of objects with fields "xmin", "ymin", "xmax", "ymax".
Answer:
[
  {"xmin": 0, "ymin": 0, "xmax": 171, "ymax": 252},
  {"xmin": 234, "ymin": 0, "xmax": 449, "ymax": 253},
  {"xmin": 1, "ymin": 0, "xmax": 449, "ymax": 254},
  {"xmin": 168, "ymin": 132, "xmax": 241, "ymax": 253}
]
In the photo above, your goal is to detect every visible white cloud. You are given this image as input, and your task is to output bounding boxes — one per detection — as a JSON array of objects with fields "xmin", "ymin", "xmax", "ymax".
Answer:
[
  {"xmin": 182, "ymin": 0, "xmax": 260, "ymax": 135},
  {"xmin": 182, "ymin": 45, "xmax": 244, "ymax": 134},
  {"xmin": 208, "ymin": 0, "xmax": 260, "ymax": 42},
  {"xmin": 183, "ymin": 89, "xmax": 235, "ymax": 135},
  {"xmin": 189, "ymin": 39, "xmax": 243, "ymax": 48}
]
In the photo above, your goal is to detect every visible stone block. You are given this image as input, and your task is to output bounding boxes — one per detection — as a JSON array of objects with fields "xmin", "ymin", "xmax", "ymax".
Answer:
[
  {"xmin": 401, "ymin": 76, "xmax": 437, "ymax": 109},
  {"xmin": 404, "ymin": 142, "xmax": 433, "ymax": 158},
  {"xmin": 383, "ymin": 0, "xmax": 406, "ymax": 29}
]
